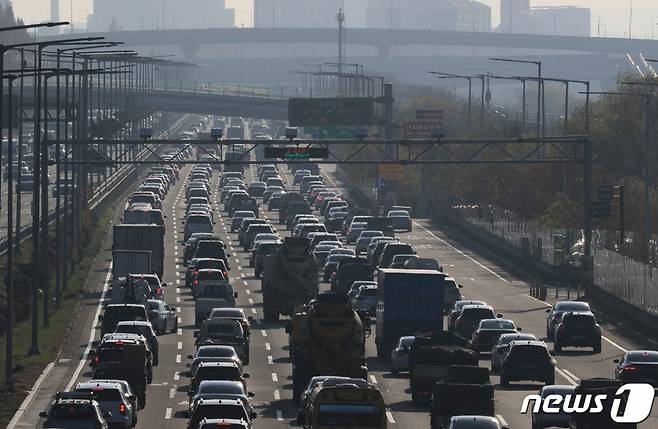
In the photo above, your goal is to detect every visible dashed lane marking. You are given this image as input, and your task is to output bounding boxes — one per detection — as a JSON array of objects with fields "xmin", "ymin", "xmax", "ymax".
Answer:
[
  {"xmin": 251, "ymin": 308, "xmax": 257, "ymax": 314},
  {"xmin": 177, "ymin": 307, "xmax": 181, "ymax": 313},
  {"xmin": 555, "ymin": 367, "xmax": 577, "ymax": 386},
  {"xmin": 176, "ymin": 296, "xmax": 181, "ymax": 303},
  {"xmin": 603, "ymin": 336, "xmax": 628, "ymax": 353},
  {"xmin": 261, "ymin": 329, "xmax": 267, "ymax": 337},
  {"xmin": 248, "ymin": 298, "xmax": 254, "ymax": 304},
  {"xmin": 176, "ymin": 288, "xmax": 181, "ymax": 294},
  {"xmin": 169, "ymin": 388, "xmax": 175, "ymax": 399},
  {"xmin": 496, "ymin": 415, "xmax": 508, "ymax": 428},
  {"xmin": 386, "ymin": 411, "xmax": 395, "ymax": 424},
  {"xmin": 265, "ymin": 342, "xmax": 271, "ymax": 351},
  {"xmin": 177, "ymin": 328, "xmax": 182, "ymax": 336},
  {"xmin": 165, "ymin": 408, "xmax": 172, "ymax": 419},
  {"xmin": 174, "ymin": 372, "xmax": 180, "ymax": 381},
  {"xmin": 563, "ymin": 369, "xmax": 580, "ymax": 382},
  {"xmin": 268, "ymin": 356, "xmax": 273, "ymax": 364},
  {"xmin": 272, "ymin": 373, "xmax": 278, "ymax": 382},
  {"xmin": 237, "ymin": 266, "xmax": 243, "ymax": 271},
  {"xmin": 177, "ymin": 317, "xmax": 182, "ymax": 324},
  {"xmin": 235, "ymin": 258, "xmax": 240, "ymax": 264},
  {"xmin": 369, "ymin": 375, "xmax": 378, "ymax": 384},
  {"xmin": 274, "ymin": 390, "xmax": 280, "ymax": 400}
]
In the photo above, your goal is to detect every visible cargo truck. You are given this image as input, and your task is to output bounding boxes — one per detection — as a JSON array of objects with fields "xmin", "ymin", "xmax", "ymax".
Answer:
[
  {"xmin": 261, "ymin": 237, "xmax": 319, "ymax": 321},
  {"xmin": 113, "ymin": 224, "xmax": 165, "ymax": 279},
  {"xmin": 375, "ymin": 269, "xmax": 445, "ymax": 359}
]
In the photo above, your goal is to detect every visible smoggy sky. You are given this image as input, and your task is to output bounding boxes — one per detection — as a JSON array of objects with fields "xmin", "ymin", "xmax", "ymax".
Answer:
[{"xmin": 9, "ymin": 0, "xmax": 658, "ymax": 38}]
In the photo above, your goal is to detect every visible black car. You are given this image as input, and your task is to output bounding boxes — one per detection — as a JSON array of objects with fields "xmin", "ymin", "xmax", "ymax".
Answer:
[
  {"xmin": 193, "ymin": 240, "xmax": 231, "ymax": 270},
  {"xmin": 553, "ymin": 311, "xmax": 601, "ymax": 353},
  {"xmin": 114, "ymin": 321, "xmax": 160, "ymax": 365},
  {"xmin": 500, "ymin": 340, "xmax": 555, "ymax": 386},
  {"xmin": 614, "ymin": 350, "xmax": 658, "ymax": 387},
  {"xmin": 468, "ymin": 319, "xmax": 519, "ymax": 354},
  {"xmin": 40, "ymin": 393, "xmax": 109, "ymax": 429}
]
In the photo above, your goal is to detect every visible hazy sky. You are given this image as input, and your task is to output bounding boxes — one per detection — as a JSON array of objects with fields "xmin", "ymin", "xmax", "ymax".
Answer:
[{"xmin": 9, "ymin": 0, "xmax": 658, "ymax": 38}]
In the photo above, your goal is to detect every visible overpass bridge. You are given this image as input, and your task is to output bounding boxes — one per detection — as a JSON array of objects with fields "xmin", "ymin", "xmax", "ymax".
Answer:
[{"xmin": 49, "ymin": 27, "xmax": 658, "ymax": 56}]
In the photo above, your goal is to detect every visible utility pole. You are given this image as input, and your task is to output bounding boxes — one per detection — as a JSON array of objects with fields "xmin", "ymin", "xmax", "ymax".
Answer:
[
  {"xmin": 336, "ymin": 8, "xmax": 345, "ymax": 96},
  {"xmin": 629, "ymin": 0, "xmax": 633, "ymax": 39}
]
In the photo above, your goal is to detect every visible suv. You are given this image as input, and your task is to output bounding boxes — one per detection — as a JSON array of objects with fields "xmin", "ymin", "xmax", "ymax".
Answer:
[
  {"xmin": 553, "ymin": 311, "xmax": 602, "ymax": 353},
  {"xmin": 114, "ymin": 321, "xmax": 159, "ymax": 366},
  {"xmin": 378, "ymin": 242, "xmax": 415, "ymax": 268},
  {"xmin": 194, "ymin": 319, "xmax": 249, "ymax": 364},
  {"xmin": 499, "ymin": 340, "xmax": 555, "ymax": 386},
  {"xmin": 453, "ymin": 304, "xmax": 499, "ymax": 340},
  {"xmin": 99, "ymin": 304, "xmax": 148, "ymax": 337},
  {"xmin": 187, "ymin": 399, "xmax": 256, "ymax": 429},
  {"xmin": 546, "ymin": 300, "xmax": 591, "ymax": 339},
  {"xmin": 40, "ymin": 393, "xmax": 109, "ymax": 429},
  {"xmin": 74, "ymin": 381, "xmax": 136, "ymax": 428}
]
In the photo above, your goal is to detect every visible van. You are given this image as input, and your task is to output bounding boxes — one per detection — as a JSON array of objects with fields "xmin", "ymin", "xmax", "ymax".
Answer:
[{"xmin": 99, "ymin": 304, "xmax": 148, "ymax": 336}]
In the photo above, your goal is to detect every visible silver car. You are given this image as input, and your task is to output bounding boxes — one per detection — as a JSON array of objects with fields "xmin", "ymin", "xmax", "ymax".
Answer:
[
  {"xmin": 390, "ymin": 336, "xmax": 415, "ymax": 374},
  {"xmin": 75, "ymin": 381, "xmax": 136, "ymax": 428},
  {"xmin": 531, "ymin": 385, "xmax": 576, "ymax": 429},
  {"xmin": 146, "ymin": 299, "xmax": 178, "ymax": 334}
]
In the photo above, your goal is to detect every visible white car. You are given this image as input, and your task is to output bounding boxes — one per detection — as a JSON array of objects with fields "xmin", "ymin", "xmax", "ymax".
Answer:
[{"xmin": 390, "ymin": 336, "xmax": 415, "ymax": 374}]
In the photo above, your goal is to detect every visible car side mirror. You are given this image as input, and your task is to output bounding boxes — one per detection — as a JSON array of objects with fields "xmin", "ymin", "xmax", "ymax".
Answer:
[
  {"xmin": 227, "ymin": 253, "xmax": 232, "ymax": 257},
  {"xmin": 458, "ymin": 284, "xmax": 463, "ymax": 288},
  {"xmin": 162, "ymin": 283, "xmax": 167, "ymax": 287},
  {"xmin": 250, "ymin": 412, "xmax": 257, "ymax": 419},
  {"xmin": 39, "ymin": 411, "xmax": 48, "ymax": 418},
  {"xmin": 248, "ymin": 316, "xmax": 254, "ymax": 322},
  {"xmin": 181, "ymin": 220, "xmax": 185, "ymax": 224},
  {"xmin": 234, "ymin": 292, "xmax": 238, "ymax": 298},
  {"xmin": 164, "ymin": 215, "xmax": 168, "ymax": 219},
  {"xmin": 97, "ymin": 315, "xmax": 103, "ymax": 321},
  {"xmin": 248, "ymin": 391, "xmax": 255, "ymax": 398},
  {"xmin": 285, "ymin": 323, "xmax": 291, "ymax": 334},
  {"xmin": 439, "ymin": 267, "xmax": 444, "ymax": 272},
  {"xmin": 193, "ymin": 331, "xmax": 199, "ymax": 338},
  {"xmin": 517, "ymin": 327, "xmax": 522, "ymax": 332},
  {"xmin": 497, "ymin": 313, "xmax": 503, "ymax": 318},
  {"xmin": 546, "ymin": 309, "xmax": 551, "ymax": 313},
  {"xmin": 242, "ymin": 373, "xmax": 250, "ymax": 379},
  {"xmin": 613, "ymin": 359, "xmax": 620, "ymax": 363}
]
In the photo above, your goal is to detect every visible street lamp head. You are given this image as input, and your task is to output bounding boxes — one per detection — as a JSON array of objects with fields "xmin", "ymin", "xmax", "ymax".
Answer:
[
  {"xmin": 285, "ymin": 127, "xmax": 298, "ymax": 139},
  {"xmin": 210, "ymin": 128, "xmax": 223, "ymax": 139}
]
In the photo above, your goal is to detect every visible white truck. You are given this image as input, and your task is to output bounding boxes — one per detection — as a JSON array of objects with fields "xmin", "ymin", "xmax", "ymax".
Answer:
[{"xmin": 113, "ymin": 224, "xmax": 165, "ymax": 279}]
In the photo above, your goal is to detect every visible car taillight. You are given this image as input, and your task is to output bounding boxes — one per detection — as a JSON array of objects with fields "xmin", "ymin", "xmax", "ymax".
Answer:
[
  {"xmin": 94, "ymin": 355, "xmax": 100, "ymax": 363},
  {"xmin": 119, "ymin": 403, "xmax": 126, "ymax": 414},
  {"xmin": 194, "ymin": 270, "xmax": 199, "ymax": 276},
  {"xmin": 223, "ymin": 271, "xmax": 229, "ymax": 278},
  {"xmin": 194, "ymin": 280, "xmax": 199, "ymax": 286},
  {"xmin": 624, "ymin": 366, "xmax": 638, "ymax": 372}
]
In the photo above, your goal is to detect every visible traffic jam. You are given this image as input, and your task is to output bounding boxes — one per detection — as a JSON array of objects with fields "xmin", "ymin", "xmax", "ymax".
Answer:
[{"xmin": 37, "ymin": 117, "xmax": 658, "ymax": 429}]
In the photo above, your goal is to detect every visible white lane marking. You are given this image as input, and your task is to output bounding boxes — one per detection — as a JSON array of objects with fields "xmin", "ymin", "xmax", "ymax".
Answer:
[
  {"xmin": 177, "ymin": 307, "xmax": 181, "ymax": 313},
  {"xmin": 174, "ymin": 372, "xmax": 180, "ymax": 381},
  {"xmin": 496, "ymin": 414, "xmax": 509, "ymax": 428},
  {"xmin": 174, "ymin": 251, "xmax": 179, "ymax": 256},
  {"xmin": 245, "ymin": 289, "xmax": 251, "ymax": 295},
  {"xmin": 63, "ymin": 261, "xmax": 112, "ymax": 392},
  {"xmin": 176, "ymin": 296, "xmax": 181, "ymax": 303},
  {"xmin": 243, "ymin": 281, "xmax": 249, "ymax": 286},
  {"xmin": 271, "ymin": 373, "xmax": 278, "ymax": 382},
  {"xmin": 527, "ymin": 294, "xmax": 551, "ymax": 307},
  {"xmin": 248, "ymin": 298, "xmax": 254, "ymax": 304},
  {"xmin": 177, "ymin": 328, "xmax": 182, "ymax": 336},
  {"xmin": 237, "ymin": 266, "xmax": 243, "ymax": 271},
  {"xmin": 261, "ymin": 329, "xmax": 267, "ymax": 337},
  {"xmin": 176, "ymin": 287, "xmax": 181, "ymax": 294},
  {"xmin": 274, "ymin": 389, "xmax": 280, "ymax": 400},
  {"xmin": 176, "ymin": 355, "xmax": 182, "ymax": 363},
  {"xmin": 386, "ymin": 411, "xmax": 396, "ymax": 424},
  {"xmin": 169, "ymin": 388, "xmax": 175, "ymax": 399},
  {"xmin": 177, "ymin": 341, "xmax": 183, "ymax": 350},
  {"xmin": 563, "ymin": 369, "xmax": 580, "ymax": 382},
  {"xmin": 369, "ymin": 375, "xmax": 378, "ymax": 384},
  {"xmin": 241, "ymin": 273, "xmax": 246, "ymax": 278},
  {"xmin": 603, "ymin": 336, "xmax": 628, "ymax": 353},
  {"xmin": 174, "ymin": 245, "xmax": 178, "ymax": 250},
  {"xmin": 235, "ymin": 258, "xmax": 240, "ymax": 264},
  {"xmin": 415, "ymin": 222, "xmax": 509, "ymax": 282},
  {"xmin": 276, "ymin": 410, "xmax": 283, "ymax": 421},
  {"xmin": 555, "ymin": 367, "xmax": 577, "ymax": 386},
  {"xmin": 251, "ymin": 308, "xmax": 257, "ymax": 314},
  {"xmin": 178, "ymin": 317, "xmax": 182, "ymax": 324},
  {"xmin": 6, "ymin": 361, "xmax": 56, "ymax": 429},
  {"xmin": 265, "ymin": 342, "xmax": 271, "ymax": 351},
  {"xmin": 165, "ymin": 408, "xmax": 172, "ymax": 419},
  {"xmin": 267, "ymin": 355, "xmax": 273, "ymax": 364}
]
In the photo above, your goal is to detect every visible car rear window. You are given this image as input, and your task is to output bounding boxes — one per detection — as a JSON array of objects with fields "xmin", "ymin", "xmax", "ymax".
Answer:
[
  {"xmin": 52, "ymin": 404, "xmax": 96, "ymax": 419},
  {"xmin": 197, "ymin": 347, "xmax": 235, "ymax": 358},
  {"xmin": 206, "ymin": 323, "xmax": 241, "ymax": 335},
  {"xmin": 197, "ymin": 271, "xmax": 226, "ymax": 281},
  {"xmin": 188, "ymin": 215, "xmax": 211, "ymax": 225},
  {"xmin": 76, "ymin": 388, "xmax": 122, "ymax": 401},
  {"xmin": 510, "ymin": 345, "xmax": 550, "ymax": 360},
  {"xmin": 359, "ymin": 288, "xmax": 377, "ymax": 296},
  {"xmin": 461, "ymin": 308, "xmax": 496, "ymax": 320},
  {"xmin": 627, "ymin": 351, "xmax": 658, "ymax": 362},
  {"xmin": 480, "ymin": 320, "xmax": 515, "ymax": 330},
  {"xmin": 115, "ymin": 325, "xmax": 150, "ymax": 336},
  {"xmin": 563, "ymin": 314, "xmax": 595, "ymax": 327},
  {"xmin": 197, "ymin": 366, "xmax": 241, "ymax": 380}
]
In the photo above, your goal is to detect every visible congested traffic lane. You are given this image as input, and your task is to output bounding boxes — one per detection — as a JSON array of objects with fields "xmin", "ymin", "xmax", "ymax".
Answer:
[{"xmin": 312, "ymin": 164, "xmax": 658, "ymax": 428}]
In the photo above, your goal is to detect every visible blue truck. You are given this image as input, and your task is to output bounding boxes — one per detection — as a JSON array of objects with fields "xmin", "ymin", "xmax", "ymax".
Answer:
[{"xmin": 375, "ymin": 268, "xmax": 446, "ymax": 359}]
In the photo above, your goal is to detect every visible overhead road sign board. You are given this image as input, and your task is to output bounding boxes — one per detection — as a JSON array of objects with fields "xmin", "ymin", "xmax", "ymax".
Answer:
[
  {"xmin": 264, "ymin": 146, "xmax": 330, "ymax": 160},
  {"xmin": 416, "ymin": 109, "xmax": 444, "ymax": 122},
  {"xmin": 288, "ymin": 97, "xmax": 375, "ymax": 127},
  {"xmin": 378, "ymin": 164, "xmax": 407, "ymax": 181}
]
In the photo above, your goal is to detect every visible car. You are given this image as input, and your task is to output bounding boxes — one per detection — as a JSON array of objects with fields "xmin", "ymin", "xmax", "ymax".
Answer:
[
  {"xmin": 231, "ymin": 211, "xmax": 256, "ymax": 232},
  {"xmin": 614, "ymin": 350, "xmax": 658, "ymax": 387},
  {"xmin": 378, "ymin": 242, "xmax": 415, "ymax": 268},
  {"xmin": 546, "ymin": 301, "xmax": 592, "ymax": 339},
  {"xmin": 90, "ymin": 379, "xmax": 140, "ymax": 413},
  {"xmin": 389, "ymin": 253, "xmax": 417, "ymax": 268},
  {"xmin": 313, "ymin": 244, "xmax": 339, "ymax": 265},
  {"xmin": 188, "ymin": 380, "xmax": 255, "ymax": 415},
  {"xmin": 443, "ymin": 277, "xmax": 463, "ymax": 312},
  {"xmin": 491, "ymin": 333, "xmax": 537, "ymax": 373},
  {"xmin": 184, "ymin": 234, "xmax": 223, "ymax": 266},
  {"xmin": 208, "ymin": 307, "xmax": 253, "ymax": 339},
  {"xmin": 447, "ymin": 415, "xmax": 502, "ymax": 429},
  {"xmin": 188, "ymin": 345, "xmax": 244, "ymax": 375},
  {"xmin": 238, "ymin": 218, "xmax": 268, "ymax": 243},
  {"xmin": 453, "ymin": 304, "xmax": 500, "ymax": 339},
  {"xmin": 267, "ymin": 193, "xmax": 282, "ymax": 210},
  {"xmin": 390, "ymin": 335, "xmax": 415, "ymax": 374},
  {"xmin": 448, "ymin": 300, "xmax": 487, "ymax": 331},
  {"xmin": 404, "ymin": 257, "xmax": 442, "ymax": 271},
  {"xmin": 74, "ymin": 381, "xmax": 136, "ymax": 429},
  {"xmin": 368, "ymin": 237, "xmax": 399, "ymax": 265},
  {"xmin": 114, "ymin": 321, "xmax": 159, "ymax": 365},
  {"xmin": 531, "ymin": 384, "xmax": 576, "ymax": 429},
  {"xmin": 345, "ymin": 222, "xmax": 367, "ymax": 244},
  {"xmin": 296, "ymin": 376, "xmax": 368, "ymax": 425},
  {"xmin": 242, "ymin": 224, "xmax": 276, "ymax": 251},
  {"xmin": 387, "ymin": 209, "xmax": 412, "ymax": 231},
  {"xmin": 184, "ymin": 213, "xmax": 214, "ymax": 241},
  {"xmin": 193, "ymin": 241, "xmax": 231, "ymax": 270},
  {"xmin": 468, "ymin": 319, "xmax": 520, "ymax": 355},
  {"xmin": 187, "ymin": 398, "xmax": 256, "ymax": 429},
  {"xmin": 252, "ymin": 241, "xmax": 281, "ymax": 278},
  {"xmin": 247, "ymin": 181, "xmax": 267, "ymax": 197},
  {"xmin": 322, "ymin": 253, "xmax": 355, "ymax": 282},
  {"xmin": 346, "ymin": 280, "xmax": 377, "ymax": 301},
  {"xmin": 351, "ymin": 284, "xmax": 378, "ymax": 316},
  {"xmin": 295, "ymin": 223, "xmax": 327, "ymax": 239},
  {"xmin": 194, "ymin": 319, "xmax": 248, "ymax": 364},
  {"xmin": 249, "ymin": 233, "xmax": 279, "ymax": 251},
  {"xmin": 40, "ymin": 393, "xmax": 109, "ymax": 429},
  {"xmin": 500, "ymin": 340, "xmax": 555, "ymax": 386},
  {"xmin": 99, "ymin": 304, "xmax": 149, "ymax": 337},
  {"xmin": 355, "ymin": 230, "xmax": 384, "ymax": 254},
  {"xmin": 553, "ymin": 311, "xmax": 601, "ymax": 353},
  {"xmin": 131, "ymin": 273, "xmax": 166, "ymax": 301},
  {"xmin": 187, "ymin": 258, "xmax": 229, "ymax": 291}
]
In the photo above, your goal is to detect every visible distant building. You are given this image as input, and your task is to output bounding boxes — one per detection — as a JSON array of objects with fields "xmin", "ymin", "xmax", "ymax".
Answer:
[
  {"xmin": 499, "ymin": 1, "xmax": 590, "ymax": 37},
  {"xmin": 87, "ymin": 0, "xmax": 235, "ymax": 32},
  {"xmin": 254, "ymin": 0, "xmax": 346, "ymax": 28},
  {"xmin": 366, "ymin": 0, "xmax": 491, "ymax": 32}
]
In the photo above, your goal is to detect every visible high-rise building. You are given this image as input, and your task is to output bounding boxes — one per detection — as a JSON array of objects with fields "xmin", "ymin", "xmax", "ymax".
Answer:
[
  {"xmin": 499, "ymin": 1, "xmax": 590, "ymax": 36},
  {"xmin": 366, "ymin": 0, "xmax": 491, "ymax": 32},
  {"xmin": 87, "ymin": 0, "xmax": 235, "ymax": 32},
  {"xmin": 254, "ymin": 0, "xmax": 345, "ymax": 28}
]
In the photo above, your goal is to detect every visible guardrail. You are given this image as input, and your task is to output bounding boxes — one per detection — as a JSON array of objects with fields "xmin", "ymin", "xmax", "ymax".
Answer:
[{"xmin": 0, "ymin": 115, "xmax": 189, "ymax": 256}]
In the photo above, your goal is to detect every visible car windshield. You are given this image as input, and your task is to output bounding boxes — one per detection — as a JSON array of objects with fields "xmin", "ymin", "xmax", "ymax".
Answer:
[
  {"xmin": 480, "ymin": 319, "xmax": 515, "ymax": 330},
  {"xmin": 388, "ymin": 211, "xmax": 409, "ymax": 217},
  {"xmin": 317, "ymin": 404, "xmax": 382, "ymax": 427},
  {"xmin": 510, "ymin": 345, "xmax": 549, "ymax": 359}
]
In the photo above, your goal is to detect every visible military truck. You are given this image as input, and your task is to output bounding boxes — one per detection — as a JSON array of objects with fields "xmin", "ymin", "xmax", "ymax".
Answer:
[
  {"xmin": 430, "ymin": 365, "xmax": 494, "ymax": 428},
  {"xmin": 408, "ymin": 331, "xmax": 477, "ymax": 405},
  {"xmin": 261, "ymin": 237, "xmax": 319, "ymax": 321},
  {"xmin": 286, "ymin": 293, "xmax": 368, "ymax": 403}
]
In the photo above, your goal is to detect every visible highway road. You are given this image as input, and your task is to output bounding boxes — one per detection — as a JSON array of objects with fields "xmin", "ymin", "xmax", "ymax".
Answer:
[{"xmin": 15, "ymin": 123, "xmax": 658, "ymax": 429}]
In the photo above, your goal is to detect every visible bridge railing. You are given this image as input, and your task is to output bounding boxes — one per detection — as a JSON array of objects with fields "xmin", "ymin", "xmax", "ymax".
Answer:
[{"xmin": 157, "ymin": 80, "xmax": 288, "ymax": 99}]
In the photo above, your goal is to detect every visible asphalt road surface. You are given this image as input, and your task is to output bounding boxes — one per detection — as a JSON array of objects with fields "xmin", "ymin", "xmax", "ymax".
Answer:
[{"xmin": 16, "ymin": 134, "xmax": 658, "ymax": 429}]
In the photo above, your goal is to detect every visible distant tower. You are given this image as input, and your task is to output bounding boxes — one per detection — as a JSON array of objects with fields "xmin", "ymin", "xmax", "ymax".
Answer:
[{"xmin": 51, "ymin": 0, "xmax": 60, "ymax": 22}]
